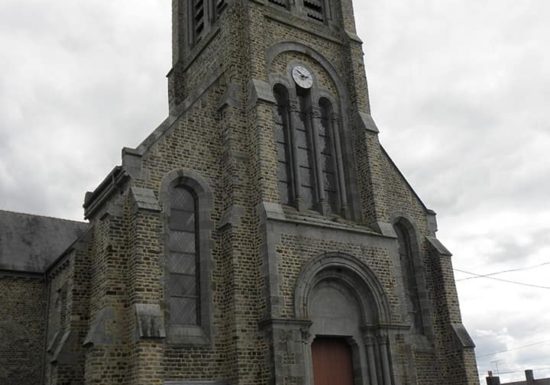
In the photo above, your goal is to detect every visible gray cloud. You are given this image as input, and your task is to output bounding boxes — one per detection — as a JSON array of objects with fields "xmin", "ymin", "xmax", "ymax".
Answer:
[
  {"xmin": 0, "ymin": 0, "xmax": 549, "ymax": 382},
  {"xmin": 356, "ymin": 1, "xmax": 550, "ymax": 382},
  {"xmin": 0, "ymin": 0, "xmax": 170, "ymax": 219}
]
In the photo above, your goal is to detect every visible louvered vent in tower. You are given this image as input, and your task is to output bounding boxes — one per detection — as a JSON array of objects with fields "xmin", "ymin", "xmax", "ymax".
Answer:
[
  {"xmin": 215, "ymin": 0, "xmax": 227, "ymax": 17},
  {"xmin": 193, "ymin": 0, "xmax": 206, "ymax": 42},
  {"xmin": 304, "ymin": 0, "xmax": 324, "ymax": 21},
  {"xmin": 269, "ymin": 0, "xmax": 290, "ymax": 9}
]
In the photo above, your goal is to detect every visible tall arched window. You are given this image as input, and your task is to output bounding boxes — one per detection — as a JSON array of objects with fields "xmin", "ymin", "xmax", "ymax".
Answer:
[
  {"xmin": 167, "ymin": 185, "xmax": 200, "ymax": 326},
  {"xmin": 319, "ymin": 98, "xmax": 339, "ymax": 214},
  {"xmin": 394, "ymin": 221, "xmax": 424, "ymax": 334},
  {"xmin": 274, "ymin": 85, "xmax": 294, "ymax": 205},
  {"xmin": 296, "ymin": 86, "xmax": 318, "ymax": 210},
  {"xmin": 162, "ymin": 170, "xmax": 213, "ymax": 345}
]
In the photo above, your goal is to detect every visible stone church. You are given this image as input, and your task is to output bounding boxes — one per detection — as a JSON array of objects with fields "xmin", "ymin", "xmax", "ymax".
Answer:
[{"xmin": 0, "ymin": 1, "xmax": 479, "ymax": 384}]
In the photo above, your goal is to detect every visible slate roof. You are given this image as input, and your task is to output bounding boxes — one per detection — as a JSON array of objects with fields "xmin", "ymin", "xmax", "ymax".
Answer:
[{"xmin": 0, "ymin": 210, "xmax": 89, "ymax": 273}]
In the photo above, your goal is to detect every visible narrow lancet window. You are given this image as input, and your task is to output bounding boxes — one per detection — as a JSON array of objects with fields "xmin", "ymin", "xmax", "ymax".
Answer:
[
  {"xmin": 274, "ymin": 85, "xmax": 294, "ymax": 205},
  {"xmin": 395, "ymin": 222, "xmax": 424, "ymax": 333},
  {"xmin": 167, "ymin": 186, "xmax": 200, "ymax": 326},
  {"xmin": 319, "ymin": 98, "xmax": 339, "ymax": 214},
  {"xmin": 296, "ymin": 87, "xmax": 318, "ymax": 210}
]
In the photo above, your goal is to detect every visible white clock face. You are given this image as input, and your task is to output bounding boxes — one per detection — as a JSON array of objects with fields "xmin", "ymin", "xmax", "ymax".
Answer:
[{"xmin": 292, "ymin": 66, "xmax": 314, "ymax": 89}]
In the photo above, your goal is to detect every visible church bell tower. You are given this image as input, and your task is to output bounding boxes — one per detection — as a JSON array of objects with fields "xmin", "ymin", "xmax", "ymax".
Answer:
[{"xmin": 72, "ymin": 1, "xmax": 481, "ymax": 385}]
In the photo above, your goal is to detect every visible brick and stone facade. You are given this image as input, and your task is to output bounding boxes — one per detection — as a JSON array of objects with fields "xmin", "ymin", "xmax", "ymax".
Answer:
[{"xmin": 0, "ymin": 1, "xmax": 479, "ymax": 384}]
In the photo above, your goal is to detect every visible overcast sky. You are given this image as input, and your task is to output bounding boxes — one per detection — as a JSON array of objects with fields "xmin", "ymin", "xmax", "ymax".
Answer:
[{"xmin": 1, "ymin": 1, "xmax": 549, "ymax": 382}]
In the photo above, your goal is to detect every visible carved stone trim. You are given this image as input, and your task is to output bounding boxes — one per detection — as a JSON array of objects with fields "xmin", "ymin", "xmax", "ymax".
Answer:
[
  {"xmin": 426, "ymin": 236, "xmax": 453, "ymax": 256},
  {"xmin": 134, "ymin": 304, "xmax": 166, "ymax": 340},
  {"xmin": 130, "ymin": 187, "xmax": 161, "ymax": 213},
  {"xmin": 248, "ymin": 79, "xmax": 277, "ymax": 107}
]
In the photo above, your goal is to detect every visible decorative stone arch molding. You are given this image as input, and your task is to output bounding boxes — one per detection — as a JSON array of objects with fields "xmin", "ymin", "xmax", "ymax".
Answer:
[
  {"xmin": 159, "ymin": 169, "xmax": 215, "ymax": 346},
  {"xmin": 266, "ymin": 42, "xmax": 351, "ymax": 130},
  {"xmin": 160, "ymin": 169, "xmax": 214, "ymax": 206},
  {"xmin": 294, "ymin": 252, "xmax": 391, "ymax": 323},
  {"xmin": 265, "ymin": 41, "xmax": 361, "ymax": 219},
  {"xmin": 294, "ymin": 252, "xmax": 395, "ymax": 385},
  {"xmin": 390, "ymin": 213, "xmax": 421, "ymax": 248},
  {"xmin": 266, "ymin": 41, "xmax": 350, "ymax": 107}
]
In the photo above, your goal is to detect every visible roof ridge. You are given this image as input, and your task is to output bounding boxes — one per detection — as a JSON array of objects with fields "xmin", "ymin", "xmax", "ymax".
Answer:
[{"xmin": 0, "ymin": 209, "xmax": 87, "ymax": 225}]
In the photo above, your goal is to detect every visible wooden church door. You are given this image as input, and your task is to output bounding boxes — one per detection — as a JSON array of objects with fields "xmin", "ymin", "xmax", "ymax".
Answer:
[{"xmin": 312, "ymin": 338, "xmax": 355, "ymax": 385}]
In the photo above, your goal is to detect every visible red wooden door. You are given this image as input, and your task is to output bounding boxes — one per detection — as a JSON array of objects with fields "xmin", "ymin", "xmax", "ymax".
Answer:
[{"xmin": 312, "ymin": 338, "xmax": 354, "ymax": 385}]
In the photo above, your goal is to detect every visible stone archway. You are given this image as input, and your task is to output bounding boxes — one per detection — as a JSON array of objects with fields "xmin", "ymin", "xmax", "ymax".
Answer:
[{"xmin": 295, "ymin": 253, "xmax": 394, "ymax": 385}]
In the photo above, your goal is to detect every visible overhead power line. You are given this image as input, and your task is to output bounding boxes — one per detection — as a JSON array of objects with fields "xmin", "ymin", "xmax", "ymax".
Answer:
[
  {"xmin": 456, "ymin": 262, "xmax": 550, "ymax": 282},
  {"xmin": 454, "ymin": 268, "xmax": 550, "ymax": 290},
  {"xmin": 496, "ymin": 366, "xmax": 550, "ymax": 375},
  {"xmin": 477, "ymin": 339, "xmax": 550, "ymax": 358}
]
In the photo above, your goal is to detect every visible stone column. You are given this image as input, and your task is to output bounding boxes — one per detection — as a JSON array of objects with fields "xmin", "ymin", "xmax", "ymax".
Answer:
[
  {"xmin": 127, "ymin": 188, "xmax": 165, "ymax": 385},
  {"xmin": 260, "ymin": 319, "xmax": 313, "ymax": 385},
  {"xmin": 378, "ymin": 335, "xmax": 393, "ymax": 385},
  {"xmin": 289, "ymin": 100, "xmax": 304, "ymax": 210},
  {"xmin": 364, "ymin": 336, "xmax": 380, "ymax": 385},
  {"xmin": 331, "ymin": 112, "xmax": 350, "ymax": 217},
  {"xmin": 310, "ymin": 106, "xmax": 328, "ymax": 214}
]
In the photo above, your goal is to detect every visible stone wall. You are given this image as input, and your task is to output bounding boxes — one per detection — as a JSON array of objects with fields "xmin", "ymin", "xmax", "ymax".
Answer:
[{"xmin": 0, "ymin": 275, "xmax": 46, "ymax": 385}]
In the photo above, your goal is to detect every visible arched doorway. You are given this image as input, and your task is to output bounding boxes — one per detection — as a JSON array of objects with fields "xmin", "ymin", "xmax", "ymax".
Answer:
[
  {"xmin": 294, "ymin": 253, "xmax": 395, "ymax": 385},
  {"xmin": 312, "ymin": 337, "xmax": 354, "ymax": 385}
]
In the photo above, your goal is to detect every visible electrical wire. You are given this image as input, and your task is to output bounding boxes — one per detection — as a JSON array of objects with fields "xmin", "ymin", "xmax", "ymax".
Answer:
[
  {"xmin": 477, "ymin": 340, "xmax": 550, "ymax": 358},
  {"xmin": 456, "ymin": 262, "xmax": 550, "ymax": 282},
  {"xmin": 454, "ymin": 268, "xmax": 550, "ymax": 290},
  {"xmin": 495, "ymin": 366, "xmax": 550, "ymax": 375}
]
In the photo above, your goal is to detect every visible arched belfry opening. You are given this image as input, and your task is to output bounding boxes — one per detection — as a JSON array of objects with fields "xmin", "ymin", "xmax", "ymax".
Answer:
[
  {"xmin": 295, "ymin": 253, "xmax": 395, "ymax": 385},
  {"xmin": 267, "ymin": 42, "xmax": 359, "ymax": 220}
]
